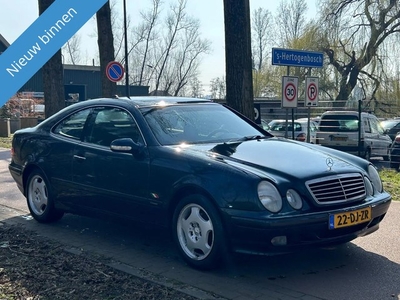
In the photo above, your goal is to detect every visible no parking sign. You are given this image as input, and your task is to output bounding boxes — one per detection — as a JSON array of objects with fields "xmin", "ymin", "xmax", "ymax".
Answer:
[
  {"xmin": 305, "ymin": 77, "xmax": 319, "ymax": 106},
  {"xmin": 282, "ymin": 76, "xmax": 298, "ymax": 108},
  {"xmin": 106, "ymin": 61, "xmax": 125, "ymax": 82}
]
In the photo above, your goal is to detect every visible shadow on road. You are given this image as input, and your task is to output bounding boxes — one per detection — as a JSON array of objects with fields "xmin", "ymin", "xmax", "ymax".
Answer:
[{"xmin": 2, "ymin": 210, "xmax": 399, "ymax": 300}]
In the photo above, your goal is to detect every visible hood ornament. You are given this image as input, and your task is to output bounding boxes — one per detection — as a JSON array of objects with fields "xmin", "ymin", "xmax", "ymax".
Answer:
[{"xmin": 326, "ymin": 157, "xmax": 334, "ymax": 170}]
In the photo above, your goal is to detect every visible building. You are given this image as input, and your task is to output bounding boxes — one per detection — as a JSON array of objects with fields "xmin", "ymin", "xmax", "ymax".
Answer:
[{"xmin": 21, "ymin": 64, "xmax": 149, "ymax": 102}]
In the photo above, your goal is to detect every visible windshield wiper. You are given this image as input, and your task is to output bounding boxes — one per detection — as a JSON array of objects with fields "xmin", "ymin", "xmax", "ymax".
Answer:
[{"xmin": 242, "ymin": 135, "xmax": 268, "ymax": 141}]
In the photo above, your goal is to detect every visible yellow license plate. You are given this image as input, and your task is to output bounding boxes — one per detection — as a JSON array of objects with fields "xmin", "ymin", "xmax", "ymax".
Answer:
[
  {"xmin": 329, "ymin": 207, "xmax": 372, "ymax": 229},
  {"xmin": 332, "ymin": 136, "xmax": 347, "ymax": 141}
]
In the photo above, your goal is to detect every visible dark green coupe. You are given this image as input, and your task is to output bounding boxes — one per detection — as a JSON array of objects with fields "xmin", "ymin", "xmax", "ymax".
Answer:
[{"xmin": 9, "ymin": 97, "xmax": 391, "ymax": 270}]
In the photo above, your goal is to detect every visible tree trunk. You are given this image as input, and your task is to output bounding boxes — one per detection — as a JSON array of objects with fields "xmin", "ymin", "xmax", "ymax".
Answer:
[
  {"xmin": 223, "ymin": 0, "xmax": 254, "ymax": 120},
  {"xmin": 38, "ymin": 0, "xmax": 65, "ymax": 118},
  {"xmin": 96, "ymin": 2, "xmax": 117, "ymax": 98}
]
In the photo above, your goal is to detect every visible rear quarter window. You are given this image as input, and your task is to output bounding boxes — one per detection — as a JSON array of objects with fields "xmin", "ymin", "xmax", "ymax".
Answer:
[{"xmin": 319, "ymin": 115, "xmax": 359, "ymax": 132}]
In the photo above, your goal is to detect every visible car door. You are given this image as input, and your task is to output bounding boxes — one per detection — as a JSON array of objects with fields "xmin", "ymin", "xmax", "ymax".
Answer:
[
  {"xmin": 367, "ymin": 116, "xmax": 390, "ymax": 157},
  {"xmin": 49, "ymin": 108, "xmax": 92, "ymax": 200},
  {"xmin": 308, "ymin": 121, "xmax": 318, "ymax": 143},
  {"xmin": 71, "ymin": 106, "xmax": 155, "ymax": 222}
]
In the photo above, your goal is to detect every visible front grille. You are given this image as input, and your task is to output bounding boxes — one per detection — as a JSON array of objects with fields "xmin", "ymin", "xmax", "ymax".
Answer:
[{"xmin": 306, "ymin": 173, "xmax": 366, "ymax": 205}]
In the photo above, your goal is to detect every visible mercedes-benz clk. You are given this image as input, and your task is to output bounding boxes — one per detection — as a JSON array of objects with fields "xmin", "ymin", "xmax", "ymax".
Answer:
[{"xmin": 9, "ymin": 97, "xmax": 391, "ymax": 270}]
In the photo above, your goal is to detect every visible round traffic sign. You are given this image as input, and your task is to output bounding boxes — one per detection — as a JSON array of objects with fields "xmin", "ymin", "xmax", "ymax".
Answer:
[
  {"xmin": 307, "ymin": 83, "xmax": 318, "ymax": 101},
  {"xmin": 284, "ymin": 83, "xmax": 296, "ymax": 101},
  {"xmin": 106, "ymin": 61, "xmax": 125, "ymax": 82}
]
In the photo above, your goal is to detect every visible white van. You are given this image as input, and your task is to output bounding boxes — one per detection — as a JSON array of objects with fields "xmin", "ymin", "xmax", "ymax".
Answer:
[{"xmin": 316, "ymin": 111, "xmax": 392, "ymax": 160}]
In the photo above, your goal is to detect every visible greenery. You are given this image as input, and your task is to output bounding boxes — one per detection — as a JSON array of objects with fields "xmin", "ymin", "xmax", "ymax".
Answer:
[
  {"xmin": 0, "ymin": 136, "xmax": 12, "ymax": 149},
  {"xmin": 379, "ymin": 168, "xmax": 400, "ymax": 201},
  {"xmin": 0, "ymin": 136, "xmax": 398, "ymax": 201}
]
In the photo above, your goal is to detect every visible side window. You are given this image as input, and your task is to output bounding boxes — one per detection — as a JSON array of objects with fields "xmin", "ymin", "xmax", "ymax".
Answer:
[
  {"xmin": 370, "ymin": 117, "xmax": 383, "ymax": 134},
  {"xmin": 53, "ymin": 109, "xmax": 91, "ymax": 140},
  {"xmin": 84, "ymin": 107, "xmax": 142, "ymax": 147},
  {"xmin": 364, "ymin": 118, "xmax": 372, "ymax": 133},
  {"xmin": 310, "ymin": 122, "xmax": 317, "ymax": 132}
]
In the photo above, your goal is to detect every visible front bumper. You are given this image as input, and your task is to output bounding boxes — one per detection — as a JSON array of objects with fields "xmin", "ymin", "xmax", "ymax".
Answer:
[{"xmin": 221, "ymin": 193, "xmax": 391, "ymax": 255}]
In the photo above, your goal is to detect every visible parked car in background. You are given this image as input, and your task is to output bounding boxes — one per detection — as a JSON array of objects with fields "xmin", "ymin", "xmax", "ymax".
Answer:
[
  {"xmin": 317, "ymin": 111, "xmax": 392, "ymax": 161},
  {"xmin": 380, "ymin": 118, "xmax": 400, "ymax": 141},
  {"xmin": 389, "ymin": 133, "xmax": 400, "ymax": 169},
  {"xmin": 8, "ymin": 97, "xmax": 391, "ymax": 270},
  {"xmin": 268, "ymin": 119, "xmax": 318, "ymax": 143},
  {"xmin": 260, "ymin": 119, "xmax": 270, "ymax": 131}
]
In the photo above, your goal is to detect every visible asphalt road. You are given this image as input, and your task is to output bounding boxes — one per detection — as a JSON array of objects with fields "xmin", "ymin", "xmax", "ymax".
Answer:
[{"xmin": 0, "ymin": 148, "xmax": 399, "ymax": 300}]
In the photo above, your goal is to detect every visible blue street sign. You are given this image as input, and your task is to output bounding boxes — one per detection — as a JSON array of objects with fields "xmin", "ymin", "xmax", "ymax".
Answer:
[
  {"xmin": 106, "ymin": 61, "xmax": 124, "ymax": 82},
  {"xmin": 0, "ymin": 0, "xmax": 108, "ymax": 107},
  {"xmin": 272, "ymin": 48, "xmax": 324, "ymax": 68}
]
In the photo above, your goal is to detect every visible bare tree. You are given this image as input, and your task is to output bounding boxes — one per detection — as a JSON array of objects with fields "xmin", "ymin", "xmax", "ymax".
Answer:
[
  {"xmin": 318, "ymin": 0, "xmax": 400, "ymax": 107},
  {"xmin": 275, "ymin": 0, "xmax": 308, "ymax": 47},
  {"xmin": 210, "ymin": 76, "xmax": 226, "ymax": 100},
  {"xmin": 223, "ymin": 0, "xmax": 254, "ymax": 120},
  {"xmin": 38, "ymin": 0, "xmax": 64, "ymax": 118},
  {"xmin": 252, "ymin": 7, "xmax": 273, "ymax": 71},
  {"xmin": 251, "ymin": 7, "xmax": 274, "ymax": 98},
  {"xmin": 62, "ymin": 34, "xmax": 81, "ymax": 65},
  {"xmin": 171, "ymin": 22, "xmax": 211, "ymax": 96},
  {"xmin": 153, "ymin": 0, "xmax": 187, "ymax": 92},
  {"xmin": 188, "ymin": 78, "xmax": 204, "ymax": 98},
  {"xmin": 138, "ymin": 0, "xmax": 161, "ymax": 85},
  {"xmin": 96, "ymin": 1, "xmax": 117, "ymax": 98},
  {"xmin": 120, "ymin": 0, "xmax": 209, "ymax": 97}
]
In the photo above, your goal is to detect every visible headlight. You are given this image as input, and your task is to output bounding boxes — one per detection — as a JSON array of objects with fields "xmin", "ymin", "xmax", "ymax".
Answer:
[
  {"xmin": 368, "ymin": 164, "xmax": 383, "ymax": 194},
  {"xmin": 364, "ymin": 176, "xmax": 374, "ymax": 196},
  {"xmin": 258, "ymin": 181, "xmax": 282, "ymax": 213},
  {"xmin": 286, "ymin": 189, "xmax": 303, "ymax": 210}
]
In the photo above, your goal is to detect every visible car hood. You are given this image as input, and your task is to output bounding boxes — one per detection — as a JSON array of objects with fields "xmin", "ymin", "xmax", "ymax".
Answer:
[{"xmin": 177, "ymin": 138, "xmax": 366, "ymax": 179}]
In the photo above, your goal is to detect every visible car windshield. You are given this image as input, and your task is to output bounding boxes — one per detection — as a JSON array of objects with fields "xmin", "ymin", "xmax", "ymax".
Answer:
[
  {"xmin": 142, "ymin": 104, "xmax": 264, "ymax": 145},
  {"xmin": 319, "ymin": 115, "xmax": 359, "ymax": 132},
  {"xmin": 381, "ymin": 120, "xmax": 399, "ymax": 130}
]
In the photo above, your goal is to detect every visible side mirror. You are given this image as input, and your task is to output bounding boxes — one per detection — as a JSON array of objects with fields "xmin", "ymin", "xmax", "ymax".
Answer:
[{"xmin": 110, "ymin": 138, "xmax": 145, "ymax": 156}]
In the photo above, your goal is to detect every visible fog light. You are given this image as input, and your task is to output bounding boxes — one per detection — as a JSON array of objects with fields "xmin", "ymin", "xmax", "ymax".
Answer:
[{"xmin": 271, "ymin": 236, "xmax": 287, "ymax": 246}]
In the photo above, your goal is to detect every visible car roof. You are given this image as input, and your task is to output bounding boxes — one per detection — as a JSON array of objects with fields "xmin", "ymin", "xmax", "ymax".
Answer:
[
  {"xmin": 268, "ymin": 119, "xmax": 313, "ymax": 124},
  {"xmin": 320, "ymin": 111, "xmax": 375, "ymax": 117},
  {"xmin": 116, "ymin": 96, "xmax": 212, "ymax": 107}
]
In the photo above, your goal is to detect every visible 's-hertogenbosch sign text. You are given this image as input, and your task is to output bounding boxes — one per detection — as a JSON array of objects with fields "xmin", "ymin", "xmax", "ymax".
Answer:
[{"xmin": 272, "ymin": 48, "xmax": 324, "ymax": 68}]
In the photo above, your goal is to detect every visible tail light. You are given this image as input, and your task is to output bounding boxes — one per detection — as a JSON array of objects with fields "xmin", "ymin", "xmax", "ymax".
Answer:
[
  {"xmin": 296, "ymin": 133, "xmax": 306, "ymax": 142},
  {"xmin": 10, "ymin": 147, "xmax": 15, "ymax": 157}
]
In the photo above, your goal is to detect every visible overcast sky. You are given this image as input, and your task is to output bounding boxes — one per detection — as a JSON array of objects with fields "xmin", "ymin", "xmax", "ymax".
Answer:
[{"xmin": 0, "ymin": 0, "xmax": 317, "ymax": 92}]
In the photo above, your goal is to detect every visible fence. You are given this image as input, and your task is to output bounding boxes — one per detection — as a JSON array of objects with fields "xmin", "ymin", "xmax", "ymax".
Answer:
[{"xmin": 255, "ymin": 98, "xmax": 395, "ymax": 123}]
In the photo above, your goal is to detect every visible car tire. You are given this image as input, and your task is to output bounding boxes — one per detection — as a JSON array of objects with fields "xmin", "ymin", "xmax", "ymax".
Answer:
[
  {"xmin": 26, "ymin": 169, "xmax": 64, "ymax": 223},
  {"xmin": 172, "ymin": 194, "xmax": 227, "ymax": 270}
]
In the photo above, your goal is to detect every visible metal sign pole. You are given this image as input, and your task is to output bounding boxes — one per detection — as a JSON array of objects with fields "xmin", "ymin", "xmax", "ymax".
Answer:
[{"xmin": 285, "ymin": 66, "xmax": 290, "ymax": 139}]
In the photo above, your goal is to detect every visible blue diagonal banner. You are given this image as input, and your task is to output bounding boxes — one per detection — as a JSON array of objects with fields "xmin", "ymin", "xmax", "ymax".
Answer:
[{"xmin": 0, "ymin": 0, "xmax": 108, "ymax": 107}]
